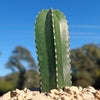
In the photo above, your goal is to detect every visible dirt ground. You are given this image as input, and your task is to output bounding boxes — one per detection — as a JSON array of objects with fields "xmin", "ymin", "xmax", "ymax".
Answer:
[{"xmin": 0, "ymin": 86, "xmax": 100, "ymax": 100}]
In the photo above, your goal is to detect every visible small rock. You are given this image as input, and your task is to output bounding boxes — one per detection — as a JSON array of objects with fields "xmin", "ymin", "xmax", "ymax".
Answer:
[
  {"xmin": 2, "ymin": 91, "xmax": 11, "ymax": 100},
  {"xmin": 50, "ymin": 89, "xmax": 58, "ymax": 94},
  {"xmin": 82, "ymin": 92, "xmax": 95, "ymax": 100},
  {"xmin": 94, "ymin": 90, "xmax": 100, "ymax": 100},
  {"xmin": 61, "ymin": 95, "xmax": 71, "ymax": 100},
  {"xmin": 78, "ymin": 86, "xmax": 83, "ymax": 92},
  {"xmin": 87, "ymin": 86, "xmax": 96, "ymax": 93}
]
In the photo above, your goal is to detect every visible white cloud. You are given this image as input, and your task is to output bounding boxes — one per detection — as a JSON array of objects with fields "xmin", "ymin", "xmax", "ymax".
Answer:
[
  {"xmin": 0, "ymin": 23, "xmax": 33, "ymax": 26},
  {"xmin": 70, "ymin": 25, "xmax": 100, "ymax": 29},
  {"xmin": 70, "ymin": 36, "xmax": 100, "ymax": 39},
  {"xmin": 70, "ymin": 32, "xmax": 96, "ymax": 35}
]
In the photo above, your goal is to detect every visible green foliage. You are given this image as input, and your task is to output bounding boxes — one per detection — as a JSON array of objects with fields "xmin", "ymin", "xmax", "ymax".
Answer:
[
  {"xmin": 4, "ymin": 72, "xmax": 19, "ymax": 88},
  {"xmin": 24, "ymin": 70, "xmax": 39, "ymax": 89},
  {"xmin": 35, "ymin": 8, "xmax": 71, "ymax": 92},
  {"xmin": 71, "ymin": 44, "xmax": 100, "ymax": 89},
  {"xmin": 0, "ymin": 70, "xmax": 39, "ymax": 95},
  {"xmin": 6, "ymin": 46, "xmax": 37, "ymax": 89},
  {"xmin": 72, "ymin": 71, "xmax": 94, "ymax": 87},
  {"xmin": 7, "ymin": 46, "xmax": 37, "ymax": 72},
  {"xmin": 0, "ymin": 80, "xmax": 14, "ymax": 91},
  {"xmin": 0, "ymin": 79, "xmax": 14, "ymax": 95}
]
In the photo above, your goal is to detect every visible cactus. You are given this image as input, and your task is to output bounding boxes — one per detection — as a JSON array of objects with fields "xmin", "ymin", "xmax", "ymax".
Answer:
[{"xmin": 35, "ymin": 8, "xmax": 71, "ymax": 92}]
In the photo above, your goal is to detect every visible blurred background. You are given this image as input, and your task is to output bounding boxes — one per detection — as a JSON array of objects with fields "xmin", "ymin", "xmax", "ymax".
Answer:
[{"xmin": 0, "ymin": 0, "xmax": 100, "ymax": 95}]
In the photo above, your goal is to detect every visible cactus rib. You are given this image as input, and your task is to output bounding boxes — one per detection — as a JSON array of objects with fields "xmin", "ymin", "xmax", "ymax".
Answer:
[{"xmin": 51, "ymin": 8, "xmax": 59, "ymax": 88}]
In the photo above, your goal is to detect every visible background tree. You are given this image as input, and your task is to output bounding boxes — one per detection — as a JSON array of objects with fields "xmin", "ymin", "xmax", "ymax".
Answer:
[
  {"xmin": 1, "ymin": 43, "xmax": 100, "ymax": 95},
  {"xmin": 6, "ymin": 46, "xmax": 38, "ymax": 89},
  {"xmin": 71, "ymin": 44, "xmax": 100, "ymax": 89}
]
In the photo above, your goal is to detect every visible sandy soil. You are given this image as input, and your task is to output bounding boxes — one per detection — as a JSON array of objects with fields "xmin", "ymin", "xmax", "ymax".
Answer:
[{"xmin": 0, "ymin": 86, "xmax": 100, "ymax": 100}]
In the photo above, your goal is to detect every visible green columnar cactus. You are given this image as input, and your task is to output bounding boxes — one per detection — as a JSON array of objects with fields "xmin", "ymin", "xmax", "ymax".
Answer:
[{"xmin": 35, "ymin": 8, "xmax": 71, "ymax": 92}]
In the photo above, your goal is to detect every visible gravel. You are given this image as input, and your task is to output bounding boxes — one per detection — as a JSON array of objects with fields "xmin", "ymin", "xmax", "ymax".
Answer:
[{"xmin": 0, "ymin": 86, "xmax": 100, "ymax": 100}]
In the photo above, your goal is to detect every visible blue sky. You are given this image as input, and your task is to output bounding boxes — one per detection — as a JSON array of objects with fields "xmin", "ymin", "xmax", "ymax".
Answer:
[{"xmin": 0, "ymin": 0, "xmax": 100, "ymax": 76}]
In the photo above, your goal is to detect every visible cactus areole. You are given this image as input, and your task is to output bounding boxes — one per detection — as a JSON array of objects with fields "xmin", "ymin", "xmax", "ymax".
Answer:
[{"xmin": 35, "ymin": 8, "xmax": 72, "ymax": 92}]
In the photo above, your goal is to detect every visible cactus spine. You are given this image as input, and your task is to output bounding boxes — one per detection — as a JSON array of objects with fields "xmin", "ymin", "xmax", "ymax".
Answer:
[{"xmin": 35, "ymin": 8, "xmax": 71, "ymax": 92}]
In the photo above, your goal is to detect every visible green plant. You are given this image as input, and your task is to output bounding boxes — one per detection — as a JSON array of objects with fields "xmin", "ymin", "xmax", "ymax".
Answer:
[
  {"xmin": 0, "ymin": 80, "xmax": 14, "ymax": 95},
  {"xmin": 35, "ymin": 8, "xmax": 71, "ymax": 92}
]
